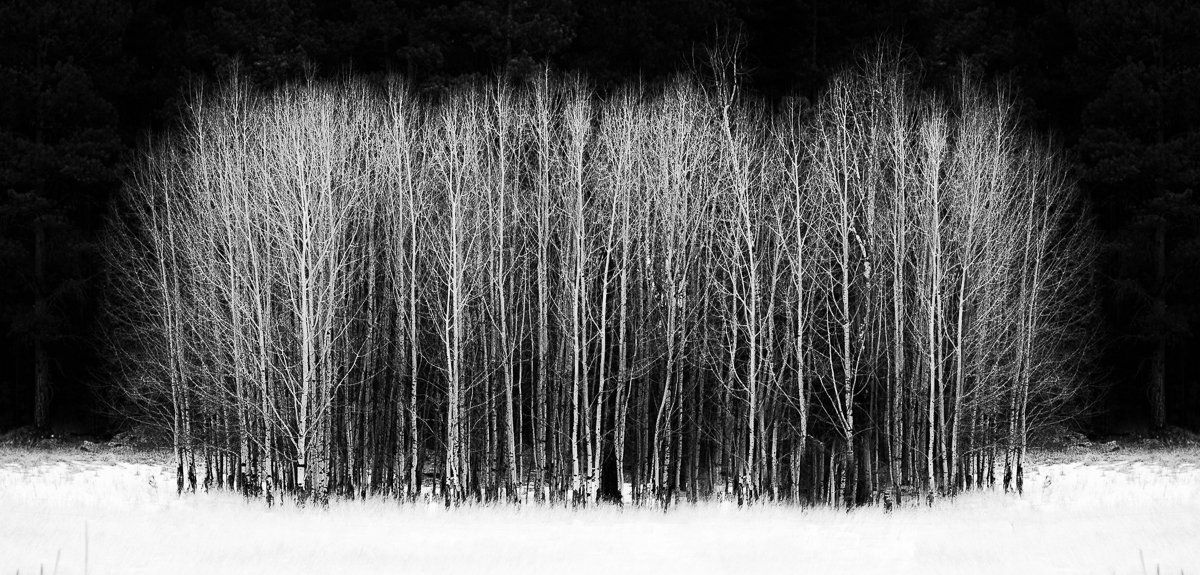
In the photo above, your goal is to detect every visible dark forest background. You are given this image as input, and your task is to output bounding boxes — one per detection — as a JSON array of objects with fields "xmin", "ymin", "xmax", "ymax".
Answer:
[{"xmin": 1, "ymin": 0, "xmax": 1197, "ymax": 436}]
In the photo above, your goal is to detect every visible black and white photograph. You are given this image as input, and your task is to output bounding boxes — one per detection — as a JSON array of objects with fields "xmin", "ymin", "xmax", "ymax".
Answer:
[{"xmin": 1, "ymin": 0, "xmax": 1198, "ymax": 573}]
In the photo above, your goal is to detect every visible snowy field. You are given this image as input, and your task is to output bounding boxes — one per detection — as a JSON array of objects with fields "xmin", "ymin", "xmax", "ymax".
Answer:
[{"xmin": 2, "ymin": 444, "xmax": 1198, "ymax": 575}]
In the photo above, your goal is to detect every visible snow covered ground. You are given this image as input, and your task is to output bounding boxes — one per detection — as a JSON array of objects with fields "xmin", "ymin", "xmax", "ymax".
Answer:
[{"xmin": 2, "ymin": 444, "xmax": 1198, "ymax": 575}]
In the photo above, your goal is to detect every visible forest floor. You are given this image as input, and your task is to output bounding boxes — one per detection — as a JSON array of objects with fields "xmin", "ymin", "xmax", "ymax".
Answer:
[{"xmin": 1, "ymin": 432, "xmax": 1198, "ymax": 575}]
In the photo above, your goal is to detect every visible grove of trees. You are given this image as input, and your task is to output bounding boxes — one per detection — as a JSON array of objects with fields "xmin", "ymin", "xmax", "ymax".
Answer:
[{"xmin": 105, "ymin": 55, "xmax": 1094, "ymax": 508}]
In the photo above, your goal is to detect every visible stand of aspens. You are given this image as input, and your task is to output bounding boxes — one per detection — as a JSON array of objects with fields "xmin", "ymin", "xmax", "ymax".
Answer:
[{"xmin": 104, "ymin": 53, "xmax": 1094, "ymax": 509}]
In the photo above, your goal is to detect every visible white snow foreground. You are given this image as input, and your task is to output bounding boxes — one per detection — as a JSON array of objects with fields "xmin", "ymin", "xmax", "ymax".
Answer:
[{"xmin": 2, "ymin": 446, "xmax": 1198, "ymax": 575}]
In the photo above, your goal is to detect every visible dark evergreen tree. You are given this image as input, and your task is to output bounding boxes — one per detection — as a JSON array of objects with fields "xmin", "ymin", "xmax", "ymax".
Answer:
[
  {"xmin": 0, "ymin": 0, "xmax": 130, "ymax": 430},
  {"xmin": 1069, "ymin": 0, "xmax": 1200, "ymax": 430}
]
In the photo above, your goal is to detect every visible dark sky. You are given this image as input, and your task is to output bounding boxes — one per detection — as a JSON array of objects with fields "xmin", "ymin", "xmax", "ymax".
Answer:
[{"xmin": 1, "ymin": 0, "xmax": 1198, "ymax": 433}]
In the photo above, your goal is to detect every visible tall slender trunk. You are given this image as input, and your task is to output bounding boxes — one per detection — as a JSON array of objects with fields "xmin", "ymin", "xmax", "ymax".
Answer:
[
  {"xmin": 408, "ymin": 214, "xmax": 419, "ymax": 497},
  {"xmin": 839, "ymin": 178, "xmax": 854, "ymax": 508},
  {"xmin": 949, "ymin": 263, "xmax": 968, "ymax": 493},
  {"xmin": 613, "ymin": 211, "xmax": 631, "ymax": 501},
  {"xmin": 1150, "ymin": 222, "xmax": 1166, "ymax": 429},
  {"xmin": 33, "ymin": 221, "xmax": 51, "ymax": 431}
]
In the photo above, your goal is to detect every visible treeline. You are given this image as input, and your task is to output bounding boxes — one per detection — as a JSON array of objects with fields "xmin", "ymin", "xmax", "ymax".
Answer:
[{"xmin": 105, "ymin": 56, "xmax": 1094, "ymax": 508}]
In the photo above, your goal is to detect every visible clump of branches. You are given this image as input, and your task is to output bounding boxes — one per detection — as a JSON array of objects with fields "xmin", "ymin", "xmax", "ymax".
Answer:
[{"xmin": 103, "ymin": 54, "xmax": 1095, "ymax": 507}]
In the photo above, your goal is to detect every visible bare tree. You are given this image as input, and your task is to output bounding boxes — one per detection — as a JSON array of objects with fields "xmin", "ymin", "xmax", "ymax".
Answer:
[{"xmin": 106, "ymin": 59, "xmax": 1095, "ymax": 508}]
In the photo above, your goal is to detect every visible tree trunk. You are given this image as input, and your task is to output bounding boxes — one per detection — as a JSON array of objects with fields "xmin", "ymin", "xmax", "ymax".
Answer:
[
  {"xmin": 1150, "ymin": 222, "xmax": 1166, "ymax": 430},
  {"xmin": 33, "ymin": 221, "xmax": 51, "ymax": 431}
]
